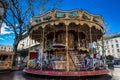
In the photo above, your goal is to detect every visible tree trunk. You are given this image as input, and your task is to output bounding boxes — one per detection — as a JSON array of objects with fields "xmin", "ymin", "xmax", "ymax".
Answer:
[
  {"xmin": 13, "ymin": 36, "xmax": 20, "ymax": 66},
  {"xmin": 14, "ymin": 44, "xmax": 18, "ymax": 54}
]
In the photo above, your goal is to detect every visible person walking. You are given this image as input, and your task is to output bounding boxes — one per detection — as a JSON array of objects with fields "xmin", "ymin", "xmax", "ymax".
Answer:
[{"xmin": 108, "ymin": 60, "xmax": 114, "ymax": 76}]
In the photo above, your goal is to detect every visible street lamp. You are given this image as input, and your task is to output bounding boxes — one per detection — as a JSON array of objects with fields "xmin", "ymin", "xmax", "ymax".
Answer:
[{"xmin": 0, "ymin": 0, "xmax": 8, "ymax": 32}]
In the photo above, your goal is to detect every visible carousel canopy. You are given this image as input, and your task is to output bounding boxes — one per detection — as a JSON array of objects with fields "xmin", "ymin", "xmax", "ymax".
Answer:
[{"xmin": 27, "ymin": 9, "xmax": 105, "ymax": 42}]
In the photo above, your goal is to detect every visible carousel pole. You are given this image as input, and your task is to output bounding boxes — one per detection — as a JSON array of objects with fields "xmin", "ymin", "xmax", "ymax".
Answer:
[
  {"xmin": 11, "ymin": 52, "xmax": 14, "ymax": 69},
  {"xmin": 41, "ymin": 28, "xmax": 45, "ymax": 71},
  {"xmin": 54, "ymin": 29, "xmax": 57, "ymax": 59},
  {"xmin": 78, "ymin": 29, "xmax": 80, "ymax": 48},
  {"xmin": 66, "ymin": 24, "xmax": 69, "ymax": 71},
  {"xmin": 102, "ymin": 36, "xmax": 106, "ymax": 66},
  {"xmin": 27, "ymin": 33, "xmax": 32, "ymax": 69},
  {"xmin": 54, "ymin": 29, "xmax": 56, "ymax": 43},
  {"xmin": 89, "ymin": 27, "xmax": 94, "ymax": 69},
  {"xmin": 45, "ymin": 35, "xmax": 47, "ymax": 49},
  {"xmin": 94, "ymin": 30, "xmax": 99, "ymax": 52},
  {"xmin": 77, "ymin": 28, "xmax": 81, "ymax": 70}
]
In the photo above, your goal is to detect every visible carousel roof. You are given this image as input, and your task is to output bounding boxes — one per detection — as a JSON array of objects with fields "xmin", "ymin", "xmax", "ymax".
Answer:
[{"xmin": 27, "ymin": 9, "xmax": 105, "ymax": 42}]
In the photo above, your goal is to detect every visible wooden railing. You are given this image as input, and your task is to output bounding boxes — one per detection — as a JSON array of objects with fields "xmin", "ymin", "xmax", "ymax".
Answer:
[{"xmin": 69, "ymin": 51, "xmax": 81, "ymax": 70}]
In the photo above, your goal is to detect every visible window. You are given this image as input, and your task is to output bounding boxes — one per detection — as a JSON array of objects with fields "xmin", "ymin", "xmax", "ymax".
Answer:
[
  {"xmin": 9, "ymin": 48, "xmax": 10, "ymax": 51},
  {"xmin": 69, "ymin": 11, "xmax": 79, "ymax": 17},
  {"xmin": 43, "ymin": 14, "xmax": 52, "ymax": 21},
  {"xmin": 111, "ymin": 40, "xmax": 113, "ymax": 43},
  {"xmin": 116, "ymin": 44, "xmax": 119, "ymax": 48},
  {"xmin": 106, "ymin": 40, "xmax": 108, "ymax": 44},
  {"xmin": 118, "ymin": 54, "xmax": 120, "ymax": 58},
  {"xmin": 111, "ymin": 45, "xmax": 114, "ymax": 48},
  {"xmin": 107, "ymin": 45, "xmax": 109, "ymax": 49},
  {"xmin": 56, "ymin": 12, "xmax": 65, "ymax": 18},
  {"xmin": 112, "ymin": 49, "xmax": 114, "ymax": 53},
  {"xmin": 117, "ymin": 49, "xmax": 120, "ymax": 53},
  {"xmin": 108, "ymin": 50, "xmax": 110, "ymax": 53},
  {"xmin": 35, "ymin": 18, "xmax": 41, "ymax": 23},
  {"xmin": 105, "ymin": 50, "xmax": 107, "ymax": 54},
  {"xmin": 115, "ymin": 40, "xmax": 118, "ymax": 43}
]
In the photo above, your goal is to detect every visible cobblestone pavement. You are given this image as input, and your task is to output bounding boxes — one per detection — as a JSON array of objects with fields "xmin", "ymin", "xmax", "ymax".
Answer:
[{"xmin": 108, "ymin": 67, "xmax": 120, "ymax": 80}]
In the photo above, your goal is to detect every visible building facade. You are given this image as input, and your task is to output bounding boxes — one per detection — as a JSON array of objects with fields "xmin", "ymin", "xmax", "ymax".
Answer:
[
  {"xmin": 103, "ymin": 33, "xmax": 120, "ymax": 58},
  {"xmin": 93, "ymin": 33, "xmax": 120, "ymax": 59},
  {"xmin": 0, "ymin": 44, "xmax": 13, "ymax": 52},
  {"xmin": 17, "ymin": 31, "xmax": 39, "ymax": 51}
]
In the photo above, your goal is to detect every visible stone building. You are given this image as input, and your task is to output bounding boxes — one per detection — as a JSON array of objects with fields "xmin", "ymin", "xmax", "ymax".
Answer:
[
  {"xmin": 104, "ymin": 33, "xmax": 120, "ymax": 58},
  {"xmin": 0, "ymin": 44, "xmax": 13, "ymax": 52},
  {"xmin": 17, "ymin": 31, "xmax": 39, "ymax": 51},
  {"xmin": 93, "ymin": 33, "xmax": 120, "ymax": 59}
]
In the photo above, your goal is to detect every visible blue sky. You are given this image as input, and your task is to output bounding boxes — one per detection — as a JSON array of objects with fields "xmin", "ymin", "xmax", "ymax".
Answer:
[
  {"xmin": 0, "ymin": 0, "xmax": 120, "ymax": 46},
  {"xmin": 60, "ymin": 0, "xmax": 120, "ymax": 33},
  {"xmin": 0, "ymin": 23, "xmax": 14, "ymax": 46}
]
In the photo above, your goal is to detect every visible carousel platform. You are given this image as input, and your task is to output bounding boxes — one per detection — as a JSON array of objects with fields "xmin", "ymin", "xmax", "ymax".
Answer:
[{"xmin": 23, "ymin": 69, "xmax": 109, "ymax": 76}]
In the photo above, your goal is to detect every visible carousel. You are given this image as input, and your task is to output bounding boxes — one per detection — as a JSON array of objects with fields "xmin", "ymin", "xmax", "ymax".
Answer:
[
  {"xmin": 0, "ymin": 51, "xmax": 14, "ymax": 70},
  {"xmin": 23, "ymin": 9, "xmax": 109, "ymax": 76}
]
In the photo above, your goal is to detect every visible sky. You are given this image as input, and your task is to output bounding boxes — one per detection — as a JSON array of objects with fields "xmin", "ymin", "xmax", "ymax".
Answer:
[{"xmin": 0, "ymin": 0, "xmax": 120, "ymax": 46}]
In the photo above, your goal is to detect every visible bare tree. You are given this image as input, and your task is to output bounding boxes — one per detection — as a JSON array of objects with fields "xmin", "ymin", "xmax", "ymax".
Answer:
[
  {"xmin": 4, "ymin": 0, "xmax": 63, "ymax": 54},
  {"xmin": 102, "ymin": 20, "xmax": 112, "ymax": 35}
]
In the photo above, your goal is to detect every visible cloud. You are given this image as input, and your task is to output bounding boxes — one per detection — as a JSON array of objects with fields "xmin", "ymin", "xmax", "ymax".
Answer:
[
  {"xmin": 0, "ymin": 23, "xmax": 13, "ymax": 35},
  {"xmin": 0, "ymin": 38, "xmax": 4, "ymax": 40}
]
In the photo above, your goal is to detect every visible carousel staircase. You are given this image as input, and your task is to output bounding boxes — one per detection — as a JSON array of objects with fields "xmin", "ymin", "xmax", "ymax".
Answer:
[{"xmin": 69, "ymin": 51, "xmax": 81, "ymax": 70}]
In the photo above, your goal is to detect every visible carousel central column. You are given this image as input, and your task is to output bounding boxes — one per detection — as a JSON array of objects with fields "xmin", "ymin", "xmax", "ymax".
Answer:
[{"xmin": 66, "ymin": 23, "xmax": 69, "ymax": 71}]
